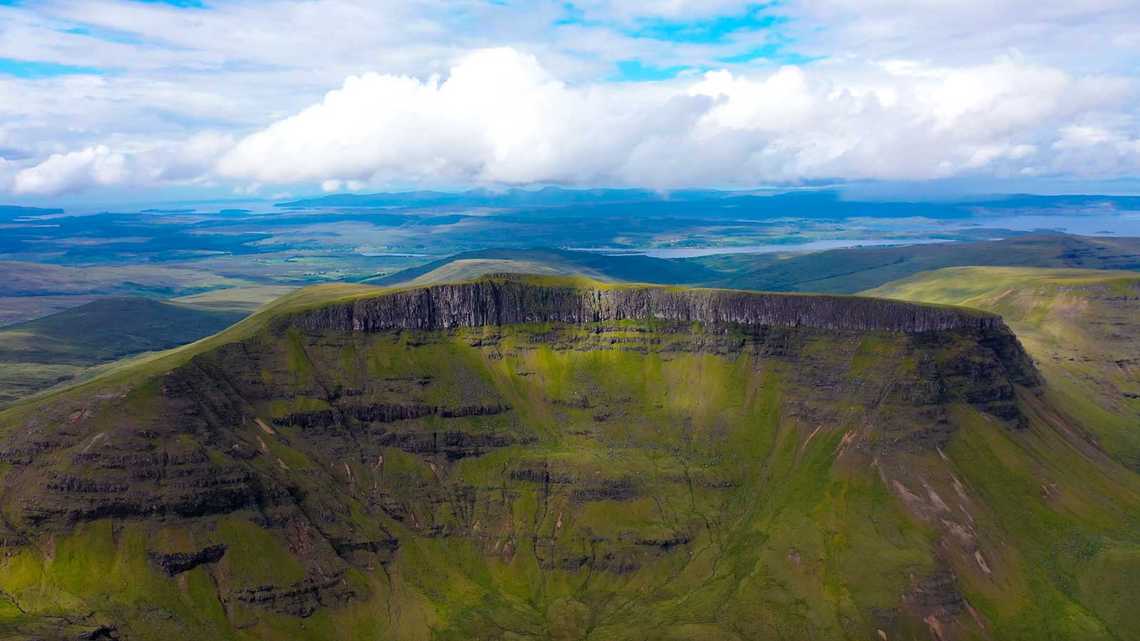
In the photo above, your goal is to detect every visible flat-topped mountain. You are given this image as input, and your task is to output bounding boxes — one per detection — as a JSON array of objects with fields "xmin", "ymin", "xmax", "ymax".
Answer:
[{"xmin": 0, "ymin": 276, "xmax": 1135, "ymax": 641}]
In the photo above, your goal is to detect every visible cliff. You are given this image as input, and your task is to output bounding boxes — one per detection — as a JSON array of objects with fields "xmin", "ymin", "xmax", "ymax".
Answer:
[{"xmin": 286, "ymin": 275, "xmax": 1003, "ymax": 335}]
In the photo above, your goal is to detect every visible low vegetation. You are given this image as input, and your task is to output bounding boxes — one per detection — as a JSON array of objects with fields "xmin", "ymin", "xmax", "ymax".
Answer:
[
  {"xmin": 0, "ymin": 276, "xmax": 1135, "ymax": 640},
  {"xmin": 696, "ymin": 234, "xmax": 1140, "ymax": 293},
  {"xmin": 374, "ymin": 235, "xmax": 1140, "ymax": 296},
  {"xmin": 868, "ymin": 267, "xmax": 1140, "ymax": 471},
  {"xmin": 0, "ymin": 298, "xmax": 246, "ymax": 407}
]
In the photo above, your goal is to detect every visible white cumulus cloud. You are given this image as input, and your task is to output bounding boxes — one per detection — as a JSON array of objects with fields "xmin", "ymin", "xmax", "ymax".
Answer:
[
  {"xmin": 8, "ymin": 132, "xmax": 236, "ymax": 196},
  {"xmin": 215, "ymin": 48, "xmax": 1138, "ymax": 189},
  {"xmin": 12, "ymin": 145, "xmax": 128, "ymax": 195},
  {"xmin": 217, "ymin": 48, "xmax": 707, "ymax": 186},
  {"xmin": 1, "ymin": 1, "xmax": 1138, "ymax": 197}
]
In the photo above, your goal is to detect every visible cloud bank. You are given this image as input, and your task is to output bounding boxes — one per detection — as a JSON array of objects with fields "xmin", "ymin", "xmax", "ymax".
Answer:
[
  {"xmin": 214, "ymin": 48, "xmax": 1137, "ymax": 190},
  {"xmin": 1, "ymin": 1, "xmax": 1138, "ymax": 197}
]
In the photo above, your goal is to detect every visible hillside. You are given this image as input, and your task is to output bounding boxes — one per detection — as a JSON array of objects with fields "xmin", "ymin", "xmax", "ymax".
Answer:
[
  {"xmin": 867, "ymin": 267, "xmax": 1140, "ymax": 471},
  {"xmin": 367, "ymin": 248, "xmax": 718, "ymax": 287},
  {"xmin": 0, "ymin": 261, "xmax": 252, "ymax": 327},
  {"xmin": 694, "ymin": 234, "xmax": 1140, "ymax": 293},
  {"xmin": 0, "ymin": 275, "xmax": 1137, "ymax": 641},
  {"xmin": 368, "ymin": 235, "xmax": 1140, "ymax": 295},
  {"xmin": 0, "ymin": 298, "xmax": 246, "ymax": 407}
]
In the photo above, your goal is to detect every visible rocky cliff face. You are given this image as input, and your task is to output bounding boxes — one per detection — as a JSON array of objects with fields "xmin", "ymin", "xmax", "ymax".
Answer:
[{"xmin": 287, "ymin": 276, "xmax": 1005, "ymax": 334}]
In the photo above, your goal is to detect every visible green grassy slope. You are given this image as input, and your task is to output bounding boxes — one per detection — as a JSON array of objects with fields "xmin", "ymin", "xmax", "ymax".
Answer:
[
  {"xmin": 0, "ymin": 298, "xmax": 247, "ymax": 407},
  {"xmin": 169, "ymin": 286, "xmax": 299, "ymax": 313},
  {"xmin": 694, "ymin": 234, "xmax": 1140, "ymax": 294},
  {"xmin": 367, "ymin": 248, "xmax": 720, "ymax": 287},
  {"xmin": 0, "ymin": 277, "xmax": 1137, "ymax": 641},
  {"xmin": 867, "ymin": 267, "xmax": 1140, "ymax": 471}
]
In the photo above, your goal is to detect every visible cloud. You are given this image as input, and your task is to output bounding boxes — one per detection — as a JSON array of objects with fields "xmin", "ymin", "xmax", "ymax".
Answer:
[
  {"xmin": 8, "ymin": 132, "xmax": 234, "ymax": 196},
  {"xmin": 11, "ymin": 145, "xmax": 127, "ymax": 195},
  {"xmin": 791, "ymin": 1, "xmax": 1140, "ymax": 61},
  {"xmin": 218, "ymin": 48, "xmax": 705, "ymax": 186},
  {"xmin": 216, "ymin": 48, "xmax": 1138, "ymax": 189},
  {"xmin": 1, "ymin": 2, "xmax": 1138, "ymax": 196}
]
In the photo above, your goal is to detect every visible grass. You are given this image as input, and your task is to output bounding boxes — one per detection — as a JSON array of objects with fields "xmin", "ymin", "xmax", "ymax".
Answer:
[
  {"xmin": 693, "ymin": 234, "xmax": 1140, "ymax": 294},
  {"xmin": 170, "ymin": 286, "xmax": 298, "ymax": 312},
  {"xmin": 867, "ymin": 267, "xmax": 1140, "ymax": 470},
  {"xmin": 369, "ymin": 236, "xmax": 1140, "ymax": 295},
  {"xmin": 0, "ymin": 298, "xmax": 246, "ymax": 408},
  {"xmin": 0, "ymin": 273, "xmax": 1137, "ymax": 639},
  {"xmin": 0, "ymin": 260, "xmax": 251, "ymax": 299},
  {"xmin": 367, "ymin": 248, "xmax": 720, "ymax": 287}
]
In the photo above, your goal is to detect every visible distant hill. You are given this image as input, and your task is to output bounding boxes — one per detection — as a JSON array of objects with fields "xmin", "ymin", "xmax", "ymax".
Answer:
[
  {"xmin": 367, "ymin": 248, "xmax": 719, "ymax": 286},
  {"xmin": 0, "ymin": 204, "xmax": 64, "ymax": 219},
  {"xmin": 0, "ymin": 261, "xmax": 252, "ymax": 326},
  {"xmin": 0, "ymin": 298, "xmax": 245, "ymax": 406},
  {"xmin": 277, "ymin": 186, "xmax": 727, "ymax": 209},
  {"xmin": 694, "ymin": 234, "xmax": 1140, "ymax": 293},
  {"xmin": 278, "ymin": 189, "xmax": 1140, "ymax": 221},
  {"xmin": 367, "ymin": 234, "xmax": 1140, "ymax": 294}
]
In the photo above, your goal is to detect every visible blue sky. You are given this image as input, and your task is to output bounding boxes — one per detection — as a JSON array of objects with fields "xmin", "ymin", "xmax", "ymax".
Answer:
[
  {"xmin": 0, "ymin": 57, "xmax": 103, "ymax": 77},
  {"xmin": 1, "ymin": 1, "xmax": 1138, "ymax": 200}
]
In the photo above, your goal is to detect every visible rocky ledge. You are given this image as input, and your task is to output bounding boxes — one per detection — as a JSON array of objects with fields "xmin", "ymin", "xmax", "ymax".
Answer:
[{"xmin": 286, "ymin": 276, "xmax": 1003, "ymax": 335}]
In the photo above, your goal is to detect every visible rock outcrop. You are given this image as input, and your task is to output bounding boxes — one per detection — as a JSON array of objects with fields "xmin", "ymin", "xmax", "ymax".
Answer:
[{"xmin": 150, "ymin": 543, "xmax": 228, "ymax": 576}]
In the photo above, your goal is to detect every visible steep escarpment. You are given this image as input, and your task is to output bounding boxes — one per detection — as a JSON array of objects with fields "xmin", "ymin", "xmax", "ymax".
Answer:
[
  {"xmin": 0, "ymin": 277, "xmax": 1135, "ymax": 641},
  {"xmin": 289, "ymin": 275, "xmax": 1005, "ymax": 334}
]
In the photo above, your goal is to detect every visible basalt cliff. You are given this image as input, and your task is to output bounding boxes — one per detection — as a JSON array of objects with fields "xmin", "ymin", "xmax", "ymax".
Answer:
[
  {"xmin": 288, "ymin": 277, "xmax": 1007, "ymax": 333},
  {"xmin": 0, "ymin": 276, "xmax": 1135, "ymax": 641}
]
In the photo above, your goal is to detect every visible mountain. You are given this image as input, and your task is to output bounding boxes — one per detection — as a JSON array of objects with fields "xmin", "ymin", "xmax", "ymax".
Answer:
[
  {"xmin": 866, "ymin": 267, "xmax": 1140, "ymax": 471},
  {"xmin": 0, "ymin": 275, "xmax": 1136, "ymax": 640},
  {"xmin": 366, "ymin": 248, "xmax": 718, "ymax": 287},
  {"xmin": 0, "ymin": 298, "xmax": 246, "ymax": 407},
  {"xmin": 693, "ymin": 234, "xmax": 1140, "ymax": 293}
]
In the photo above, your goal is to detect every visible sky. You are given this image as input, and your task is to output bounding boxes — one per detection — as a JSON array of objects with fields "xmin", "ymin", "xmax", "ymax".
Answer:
[{"xmin": 1, "ymin": 0, "xmax": 1139, "ymax": 203}]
